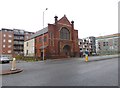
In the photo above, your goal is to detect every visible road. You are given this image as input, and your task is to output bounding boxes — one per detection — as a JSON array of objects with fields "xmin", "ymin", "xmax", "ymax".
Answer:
[{"xmin": 2, "ymin": 57, "xmax": 118, "ymax": 86}]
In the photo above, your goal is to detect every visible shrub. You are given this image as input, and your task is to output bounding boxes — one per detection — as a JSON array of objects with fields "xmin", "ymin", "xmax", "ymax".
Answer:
[{"xmin": 15, "ymin": 55, "xmax": 23, "ymax": 60}]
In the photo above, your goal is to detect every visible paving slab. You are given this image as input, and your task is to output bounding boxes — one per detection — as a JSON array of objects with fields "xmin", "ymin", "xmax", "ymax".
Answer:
[{"xmin": 1, "ymin": 69, "xmax": 23, "ymax": 75}]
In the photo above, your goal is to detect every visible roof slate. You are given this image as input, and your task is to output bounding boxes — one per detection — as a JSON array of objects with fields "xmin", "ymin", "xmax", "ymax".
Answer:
[{"xmin": 30, "ymin": 27, "xmax": 48, "ymax": 39}]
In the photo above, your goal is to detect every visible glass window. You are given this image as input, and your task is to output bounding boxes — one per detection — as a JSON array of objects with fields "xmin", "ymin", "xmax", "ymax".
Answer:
[
  {"xmin": 60, "ymin": 27, "xmax": 70, "ymax": 40},
  {"xmin": 26, "ymin": 50, "xmax": 28, "ymax": 55},
  {"xmin": 8, "ymin": 50, "xmax": 11, "ymax": 53},
  {"xmin": 44, "ymin": 36, "xmax": 47, "ymax": 42},
  {"xmin": 80, "ymin": 48, "xmax": 82, "ymax": 50},
  {"xmin": 84, "ymin": 39, "xmax": 86, "ymax": 42},
  {"xmin": 80, "ymin": 42, "xmax": 82, "ymax": 44},
  {"xmin": 39, "ymin": 38, "xmax": 42, "ymax": 43},
  {"xmin": 3, "ymin": 39, "xmax": 6, "ymax": 42},
  {"xmin": 20, "ymin": 30, "xmax": 24, "ymax": 34},
  {"xmin": 3, "ymin": 45, "xmax": 5, "ymax": 48},
  {"xmin": 8, "ymin": 34, "xmax": 12, "ymax": 38},
  {"xmin": 8, "ymin": 40, "xmax": 12, "ymax": 43},
  {"xmin": 103, "ymin": 42, "xmax": 105, "ymax": 46},
  {"xmin": 98, "ymin": 47, "xmax": 101, "ymax": 50},
  {"xmin": 3, "ymin": 34, "xmax": 6, "ymax": 37},
  {"xmin": 8, "ymin": 45, "xmax": 12, "ymax": 48},
  {"xmin": 106, "ymin": 42, "xmax": 108, "ymax": 46},
  {"xmin": 114, "ymin": 43, "xmax": 117, "ymax": 46},
  {"xmin": 27, "ymin": 42, "xmax": 28, "ymax": 46}
]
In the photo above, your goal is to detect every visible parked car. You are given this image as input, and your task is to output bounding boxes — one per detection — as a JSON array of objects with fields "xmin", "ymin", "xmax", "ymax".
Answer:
[{"xmin": 0, "ymin": 56, "xmax": 10, "ymax": 64}]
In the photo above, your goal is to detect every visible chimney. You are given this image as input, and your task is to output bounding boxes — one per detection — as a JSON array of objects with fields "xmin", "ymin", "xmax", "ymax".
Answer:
[
  {"xmin": 54, "ymin": 16, "xmax": 58, "ymax": 24},
  {"xmin": 71, "ymin": 20, "xmax": 74, "ymax": 28},
  {"xmin": 71, "ymin": 21, "xmax": 74, "ymax": 40},
  {"xmin": 64, "ymin": 14, "xmax": 66, "ymax": 17}
]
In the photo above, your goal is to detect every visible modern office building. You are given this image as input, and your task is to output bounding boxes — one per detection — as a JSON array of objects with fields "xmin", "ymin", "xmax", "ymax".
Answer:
[{"xmin": 96, "ymin": 33, "xmax": 120, "ymax": 55}]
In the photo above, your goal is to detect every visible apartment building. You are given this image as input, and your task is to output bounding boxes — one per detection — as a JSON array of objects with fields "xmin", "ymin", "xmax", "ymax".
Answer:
[
  {"xmin": 78, "ymin": 36, "xmax": 96, "ymax": 56},
  {"xmin": 96, "ymin": 33, "xmax": 120, "ymax": 55},
  {"xmin": 0, "ymin": 29, "xmax": 13, "ymax": 58},
  {"xmin": 0, "ymin": 28, "xmax": 34, "ymax": 58}
]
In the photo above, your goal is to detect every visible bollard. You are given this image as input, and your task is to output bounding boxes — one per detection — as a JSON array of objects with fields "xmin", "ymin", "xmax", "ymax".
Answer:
[
  {"xmin": 11, "ymin": 58, "xmax": 16, "ymax": 71},
  {"xmin": 85, "ymin": 54, "xmax": 88, "ymax": 62},
  {"xmin": 85, "ymin": 50, "xmax": 88, "ymax": 62}
]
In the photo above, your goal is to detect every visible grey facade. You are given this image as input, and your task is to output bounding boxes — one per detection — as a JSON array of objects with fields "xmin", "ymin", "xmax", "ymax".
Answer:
[
  {"xmin": 96, "ymin": 33, "xmax": 120, "ymax": 55},
  {"xmin": 89, "ymin": 36, "xmax": 96, "ymax": 53},
  {"xmin": 13, "ymin": 29, "xmax": 34, "ymax": 56},
  {"xmin": 13, "ymin": 29, "xmax": 25, "ymax": 55}
]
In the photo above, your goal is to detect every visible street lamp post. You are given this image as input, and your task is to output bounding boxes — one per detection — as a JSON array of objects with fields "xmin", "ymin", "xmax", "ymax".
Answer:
[{"xmin": 43, "ymin": 8, "xmax": 48, "ymax": 61}]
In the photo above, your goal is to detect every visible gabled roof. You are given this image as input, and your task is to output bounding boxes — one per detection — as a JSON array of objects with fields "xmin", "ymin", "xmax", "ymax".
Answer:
[
  {"xmin": 30, "ymin": 27, "xmax": 48, "ymax": 39},
  {"xmin": 26, "ymin": 15, "xmax": 72, "ymax": 41},
  {"xmin": 57, "ymin": 15, "xmax": 71, "ymax": 26}
]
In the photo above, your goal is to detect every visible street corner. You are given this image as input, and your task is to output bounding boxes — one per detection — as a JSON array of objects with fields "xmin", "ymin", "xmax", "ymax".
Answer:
[{"xmin": 1, "ymin": 69, "xmax": 23, "ymax": 75}]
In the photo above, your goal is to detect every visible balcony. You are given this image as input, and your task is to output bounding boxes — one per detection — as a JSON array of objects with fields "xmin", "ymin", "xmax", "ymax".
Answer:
[
  {"xmin": 14, "ymin": 46, "xmax": 23, "ymax": 51},
  {"xmin": 14, "ymin": 48, "xmax": 23, "ymax": 51},
  {"xmin": 14, "ymin": 42, "xmax": 24, "ymax": 45},
  {"xmin": 14, "ymin": 37, "xmax": 24, "ymax": 40},
  {"xmin": 14, "ymin": 32, "xmax": 24, "ymax": 36}
]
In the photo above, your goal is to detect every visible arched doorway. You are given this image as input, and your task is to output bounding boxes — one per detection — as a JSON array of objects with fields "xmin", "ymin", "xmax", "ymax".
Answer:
[{"xmin": 63, "ymin": 45, "xmax": 71, "ymax": 56}]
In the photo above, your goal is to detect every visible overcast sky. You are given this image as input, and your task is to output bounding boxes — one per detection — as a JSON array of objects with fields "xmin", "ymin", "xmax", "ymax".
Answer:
[{"xmin": 0, "ymin": 0, "xmax": 119, "ymax": 38}]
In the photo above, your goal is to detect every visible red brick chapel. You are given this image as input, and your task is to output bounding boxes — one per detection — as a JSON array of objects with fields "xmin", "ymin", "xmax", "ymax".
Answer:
[{"xmin": 35, "ymin": 15, "xmax": 79, "ymax": 59}]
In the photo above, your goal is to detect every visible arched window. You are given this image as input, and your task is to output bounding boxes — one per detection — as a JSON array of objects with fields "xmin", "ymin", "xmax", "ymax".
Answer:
[{"xmin": 60, "ymin": 27, "xmax": 70, "ymax": 40}]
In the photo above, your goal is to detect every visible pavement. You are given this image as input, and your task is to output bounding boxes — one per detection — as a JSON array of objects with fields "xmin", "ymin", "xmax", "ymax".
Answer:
[
  {"xmin": 79, "ymin": 54, "xmax": 119, "ymax": 61},
  {"xmin": 46, "ymin": 54, "xmax": 119, "ymax": 62},
  {"xmin": 1, "ymin": 69, "xmax": 23, "ymax": 75}
]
